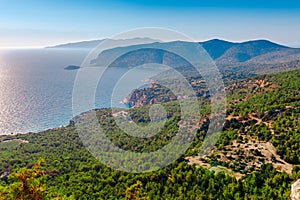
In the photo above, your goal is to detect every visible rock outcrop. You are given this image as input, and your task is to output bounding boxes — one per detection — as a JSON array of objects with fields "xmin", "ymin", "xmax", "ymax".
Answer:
[{"xmin": 291, "ymin": 179, "xmax": 300, "ymax": 200}]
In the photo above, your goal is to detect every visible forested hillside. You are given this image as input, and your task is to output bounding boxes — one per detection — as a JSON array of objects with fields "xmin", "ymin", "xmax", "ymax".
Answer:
[{"xmin": 0, "ymin": 69, "xmax": 300, "ymax": 199}]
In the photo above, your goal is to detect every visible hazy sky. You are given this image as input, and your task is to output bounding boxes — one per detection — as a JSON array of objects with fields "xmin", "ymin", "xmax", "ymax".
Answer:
[{"xmin": 1, "ymin": 0, "xmax": 300, "ymax": 47}]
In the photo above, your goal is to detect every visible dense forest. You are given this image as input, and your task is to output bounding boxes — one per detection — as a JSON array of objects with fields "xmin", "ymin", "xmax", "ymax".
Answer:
[{"xmin": 0, "ymin": 69, "xmax": 299, "ymax": 199}]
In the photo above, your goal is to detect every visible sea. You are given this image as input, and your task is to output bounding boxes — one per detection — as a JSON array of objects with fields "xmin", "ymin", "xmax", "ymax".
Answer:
[{"xmin": 0, "ymin": 48, "xmax": 161, "ymax": 135}]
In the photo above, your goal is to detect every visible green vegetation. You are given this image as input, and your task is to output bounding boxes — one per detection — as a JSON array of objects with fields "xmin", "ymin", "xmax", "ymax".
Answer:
[
  {"xmin": 272, "ymin": 108, "xmax": 300, "ymax": 164},
  {"xmin": 0, "ymin": 69, "xmax": 300, "ymax": 199},
  {"xmin": 0, "ymin": 159, "xmax": 50, "ymax": 200}
]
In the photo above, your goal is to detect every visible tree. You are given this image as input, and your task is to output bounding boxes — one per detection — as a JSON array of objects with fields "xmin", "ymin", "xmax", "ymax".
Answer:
[
  {"xmin": 125, "ymin": 181, "xmax": 149, "ymax": 200},
  {"xmin": 0, "ymin": 159, "xmax": 47, "ymax": 200}
]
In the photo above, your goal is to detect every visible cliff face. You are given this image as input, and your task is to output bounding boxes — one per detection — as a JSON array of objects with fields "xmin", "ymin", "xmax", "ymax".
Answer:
[
  {"xmin": 122, "ymin": 80, "xmax": 210, "ymax": 107},
  {"xmin": 291, "ymin": 179, "xmax": 300, "ymax": 200},
  {"xmin": 122, "ymin": 83, "xmax": 177, "ymax": 107}
]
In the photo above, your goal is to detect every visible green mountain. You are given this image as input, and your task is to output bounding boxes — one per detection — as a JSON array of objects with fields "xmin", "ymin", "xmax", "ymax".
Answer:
[
  {"xmin": 3, "ymin": 39, "xmax": 298, "ymax": 199},
  {"xmin": 90, "ymin": 39, "xmax": 292, "ymax": 63},
  {"xmin": 51, "ymin": 38, "xmax": 297, "ymax": 64},
  {"xmin": 200, "ymin": 39, "xmax": 237, "ymax": 59},
  {"xmin": 90, "ymin": 39, "xmax": 300, "ymax": 77},
  {"xmin": 216, "ymin": 39, "xmax": 289, "ymax": 63},
  {"xmin": 0, "ymin": 69, "xmax": 300, "ymax": 199}
]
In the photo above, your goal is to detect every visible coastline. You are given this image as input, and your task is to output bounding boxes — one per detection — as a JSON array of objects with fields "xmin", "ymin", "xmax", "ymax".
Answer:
[
  {"xmin": 0, "ymin": 124, "xmax": 68, "ymax": 137},
  {"xmin": 0, "ymin": 107, "xmax": 108, "ymax": 137}
]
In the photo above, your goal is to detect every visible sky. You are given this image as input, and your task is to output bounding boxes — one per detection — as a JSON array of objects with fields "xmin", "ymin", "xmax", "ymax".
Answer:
[{"xmin": 1, "ymin": 0, "xmax": 300, "ymax": 48}]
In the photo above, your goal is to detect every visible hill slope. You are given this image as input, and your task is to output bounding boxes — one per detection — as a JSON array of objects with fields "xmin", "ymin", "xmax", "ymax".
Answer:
[
  {"xmin": 200, "ymin": 39, "xmax": 237, "ymax": 60},
  {"xmin": 0, "ymin": 69, "xmax": 300, "ymax": 199},
  {"xmin": 216, "ymin": 40, "xmax": 290, "ymax": 63}
]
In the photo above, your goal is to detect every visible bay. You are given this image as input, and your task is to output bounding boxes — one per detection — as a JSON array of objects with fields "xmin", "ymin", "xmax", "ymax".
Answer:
[{"xmin": 0, "ymin": 48, "xmax": 161, "ymax": 135}]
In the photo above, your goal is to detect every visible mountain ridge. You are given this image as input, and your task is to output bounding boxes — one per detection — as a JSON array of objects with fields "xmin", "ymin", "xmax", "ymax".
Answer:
[
  {"xmin": 216, "ymin": 39, "xmax": 290, "ymax": 63},
  {"xmin": 90, "ymin": 39, "xmax": 300, "ymax": 74},
  {"xmin": 46, "ymin": 38, "xmax": 160, "ymax": 49},
  {"xmin": 54, "ymin": 38, "xmax": 300, "ymax": 75},
  {"xmin": 50, "ymin": 38, "xmax": 298, "ymax": 64}
]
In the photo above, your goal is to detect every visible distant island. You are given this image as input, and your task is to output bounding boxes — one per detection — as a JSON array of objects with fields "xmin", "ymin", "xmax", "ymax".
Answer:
[{"xmin": 64, "ymin": 65, "xmax": 80, "ymax": 70}]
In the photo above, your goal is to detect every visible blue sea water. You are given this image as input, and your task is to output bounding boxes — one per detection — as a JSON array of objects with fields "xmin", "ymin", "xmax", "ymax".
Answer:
[{"xmin": 0, "ymin": 48, "xmax": 160, "ymax": 135}]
